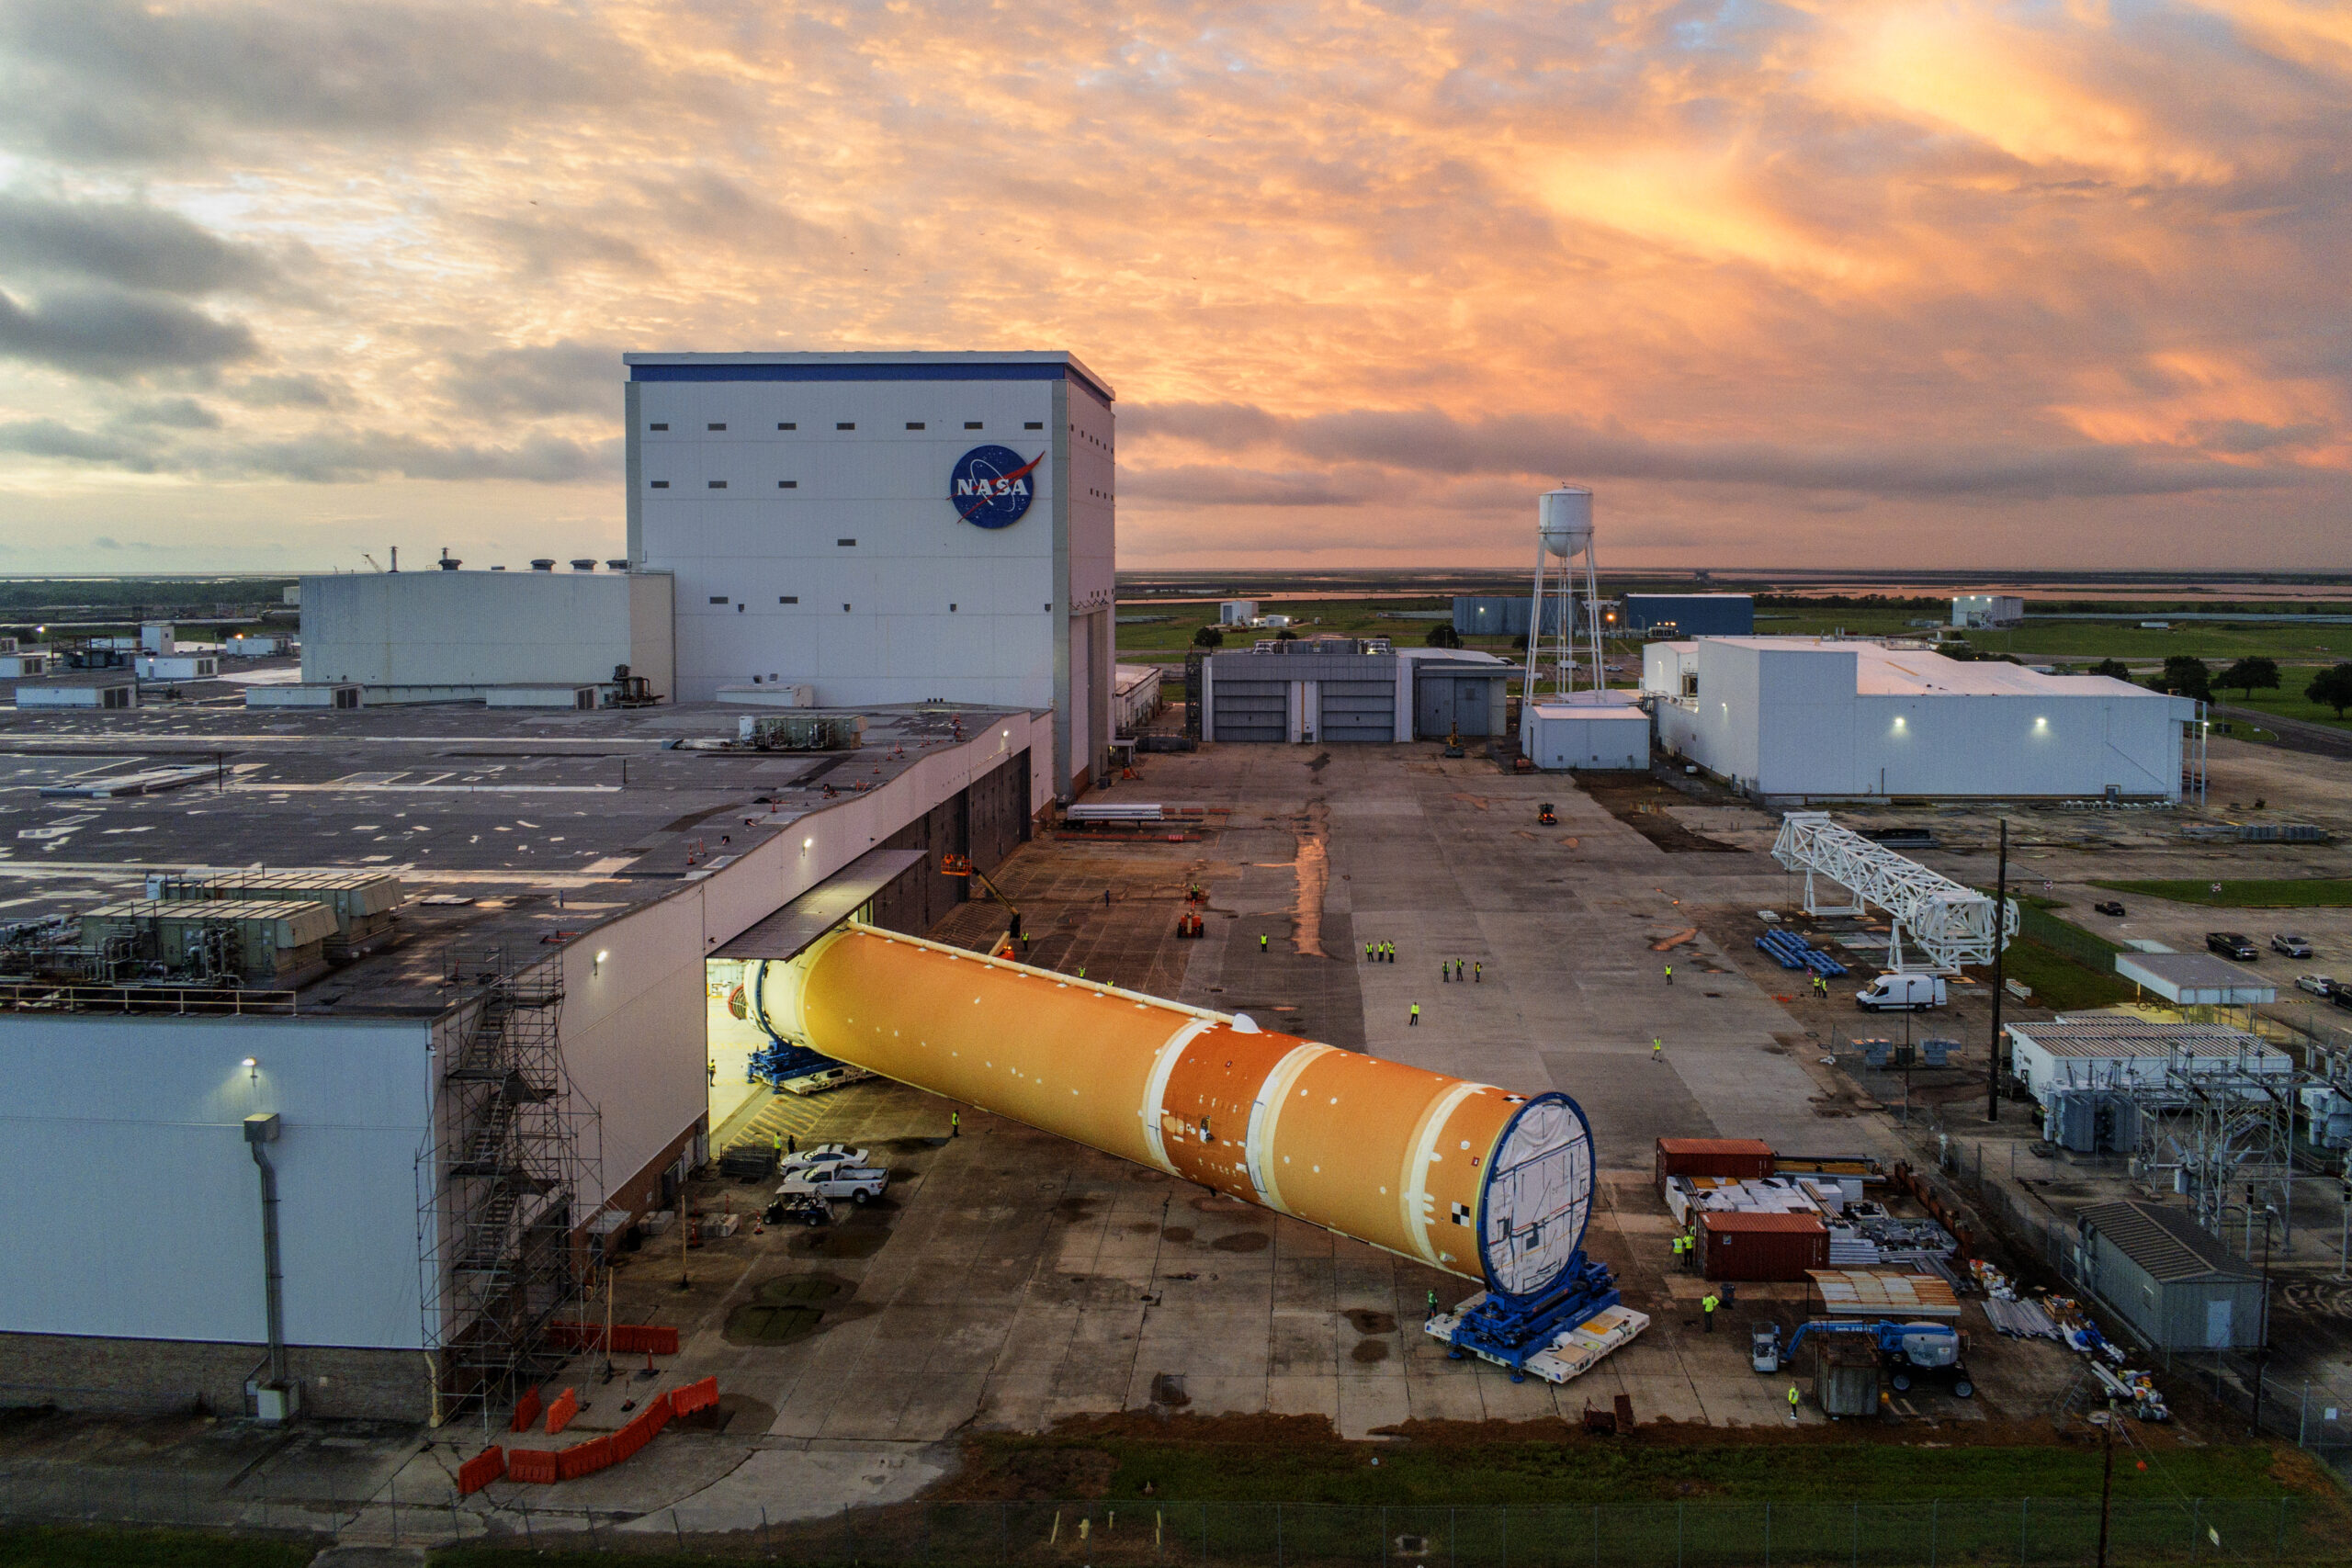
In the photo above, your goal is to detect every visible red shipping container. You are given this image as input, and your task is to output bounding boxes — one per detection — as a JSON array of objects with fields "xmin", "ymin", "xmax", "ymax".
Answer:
[
  {"xmin": 1656, "ymin": 1137, "xmax": 1775, "ymax": 1192},
  {"xmin": 1699, "ymin": 1211, "xmax": 1828, "ymax": 1281}
]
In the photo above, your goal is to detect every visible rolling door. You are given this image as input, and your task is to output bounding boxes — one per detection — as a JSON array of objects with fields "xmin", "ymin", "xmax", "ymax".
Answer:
[
  {"xmin": 1318, "ymin": 679, "xmax": 1394, "ymax": 743},
  {"xmin": 1213, "ymin": 678, "xmax": 1287, "ymax": 742}
]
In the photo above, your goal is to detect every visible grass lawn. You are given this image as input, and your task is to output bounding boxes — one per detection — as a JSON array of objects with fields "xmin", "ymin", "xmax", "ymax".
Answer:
[
  {"xmin": 2088, "ymin": 879, "xmax": 2352, "ymax": 909},
  {"xmin": 0, "ymin": 1526, "xmax": 310, "ymax": 1568},
  {"xmin": 933, "ymin": 1427, "xmax": 2319, "ymax": 1506},
  {"xmin": 1972, "ymin": 937, "xmax": 2134, "ymax": 1011},
  {"xmin": 2212, "ymin": 688, "xmax": 2352, "ymax": 732}
]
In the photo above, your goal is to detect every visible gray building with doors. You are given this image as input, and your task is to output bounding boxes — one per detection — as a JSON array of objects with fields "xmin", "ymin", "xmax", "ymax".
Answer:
[
  {"xmin": 1410, "ymin": 654, "xmax": 1511, "ymax": 739},
  {"xmin": 2075, "ymin": 1201, "xmax": 2266, "ymax": 1351},
  {"xmin": 1202, "ymin": 641, "xmax": 1404, "ymax": 743}
]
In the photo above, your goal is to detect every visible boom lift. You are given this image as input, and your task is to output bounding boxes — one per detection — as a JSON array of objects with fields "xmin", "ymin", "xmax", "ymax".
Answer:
[
  {"xmin": 940, "ymin": 853, "xmax": 1023, "ymax": 945},
  {"xmin": 1764, "ymin": 1319, "xmax": 1973, "ymax": 1397}
]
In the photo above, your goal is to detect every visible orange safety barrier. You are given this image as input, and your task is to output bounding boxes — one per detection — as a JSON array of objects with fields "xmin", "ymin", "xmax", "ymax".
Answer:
[
  {"xmin": 545, "ymin": 1386, "xmax": 579, "ymax": 1436},
  {"xmin": 506, "ymin": 1449, "xmax": 560, "ymax": 1484},
  {"xmin": 546, "ymin": 1322, "xmax": 681, "ymax": 1356},
  {"xmin": 510, "ymin": 1387, "xmax": 543, "ymax": 1433},
  {"xmin": 457, "ymin": 1447, "xmax": 507, "ymax": 1495},
  {"xmin": 671, "ymin": 1376, "xmax": 720, "ymax": 1417},
  {"xmin": 497, "ymin": 1384, "xmax": 711, "ymax": 1484}
]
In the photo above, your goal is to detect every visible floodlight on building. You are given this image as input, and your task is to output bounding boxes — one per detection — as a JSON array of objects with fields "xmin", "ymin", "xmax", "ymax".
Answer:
[{"xmin": 243, "ymin": 1056, "xmax": 258, "ymax": 1078}]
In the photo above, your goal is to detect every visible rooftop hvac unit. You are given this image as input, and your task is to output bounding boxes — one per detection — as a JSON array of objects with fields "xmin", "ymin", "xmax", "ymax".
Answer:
[
  {"xmin": 529, "ymin": 558, "xmax": 556, "ymax": 571},
  {"xmin": 737, "ymin": 714, "xmax": 864, "ymax": 750},
  {"xmin": 571, "ymin": 558, "xmax": 598, "ymax": 570}
]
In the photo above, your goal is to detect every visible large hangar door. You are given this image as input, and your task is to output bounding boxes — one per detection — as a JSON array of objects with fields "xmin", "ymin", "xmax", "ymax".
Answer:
[
  {"xmin": 1318, "ymin": 680, "xmax": 1394, "ymax": 743},
  {"xmin": 1415, "ymin": 678, "xmax": 1450, "ymax": 739},
  {"xmin": 1454, "ymin": 679, "xmax": 1496, "ymax": 737},
  {"xmin": 1213, "ymin": 678, "xmax": 1287, "ymax": 741}
]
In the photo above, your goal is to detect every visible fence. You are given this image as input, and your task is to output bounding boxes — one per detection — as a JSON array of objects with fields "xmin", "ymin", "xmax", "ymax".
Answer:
[{"xmin": 0, "ymin": 1483, "xmax": 2337, "ymax": 1564}]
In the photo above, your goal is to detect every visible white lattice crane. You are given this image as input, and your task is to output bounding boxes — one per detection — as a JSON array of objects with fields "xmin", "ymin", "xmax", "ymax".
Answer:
[{"xmin": 1771, "ymin": 812, "xmax": 2017, "ymax": 974}]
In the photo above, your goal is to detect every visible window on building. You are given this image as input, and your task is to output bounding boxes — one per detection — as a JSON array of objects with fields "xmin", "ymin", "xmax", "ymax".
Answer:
[
  {"xmin": 950, "ymin": 604, "xmax": 958, "ymax": 612},
  {"xmin": 906, "ymin": 422, "xmax": 925, "ymax": 430},
  {"xmin": 777, "ymin": 422, "xmax": 797, "ymax": 430},
  {"xmin": 708, "ymin": 479, "xmax": 727, "ymax": 489},
  {"xmin": 779, "ymin": 479, "xmax": 797, "ymax": 489},
  {"xmin": 650, "ymin": 480, "xmax": 670, "ymax": 489},
  {"xmin": 779, "ymin": 595, "xmax": 798, "ymax": 604},
  {"xmin": 965, "ymin": 421, "xmax": 982, "ymax": 430},
  {"xmin": 650, "ymin": 423, "xmax": 669, "ymax": 431},
  {"xmin": 837, "ymin": 538, "xmax": 856, "ymax": 547},
  {"xmin": 710, "ymin": 596, "xmax": 729, "ymax": 604},
  {"xmin": 842, "ymin": 603, "xmax": 852, "ymax": 612},
  {"xmin": 1025, "ymin": 421, "xmax": 1044, "ymax": 430},
  {"xmin": 837, "ymin": 422, "xmax": 855, "ymax": 430},
  {"xmin": 707, "ymin": 423, "xmax": 726, "ymax": 431}
]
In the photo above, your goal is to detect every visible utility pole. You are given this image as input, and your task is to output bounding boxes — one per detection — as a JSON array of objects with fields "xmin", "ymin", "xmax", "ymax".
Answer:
[
  {"xmin": 2251, "ymin": 1194, "xmax": 2274, "ymax": 1436},
  {"xmin": 2093, "ymin": 1407, "xmax": 2117, "ymax": 1568},
  {"xmin": 1986, "ymin": 818, "xmax": 2008, "ymax": 1123}
]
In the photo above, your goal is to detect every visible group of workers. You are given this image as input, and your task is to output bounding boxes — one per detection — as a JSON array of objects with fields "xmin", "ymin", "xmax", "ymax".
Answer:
[
  {"xmin": 1362, "ymin": 940, "xmax": 1396, "ymax": 962},
  {"xmin": 1439, "ymin": 960, "xmax": 1480, "ymax": 982}
]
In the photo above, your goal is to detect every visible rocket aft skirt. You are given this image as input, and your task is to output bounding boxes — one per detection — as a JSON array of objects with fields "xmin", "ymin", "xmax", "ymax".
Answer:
[{"xmin": 758, "ymin": 924, "xmax": 1596, "ymax": 1294}]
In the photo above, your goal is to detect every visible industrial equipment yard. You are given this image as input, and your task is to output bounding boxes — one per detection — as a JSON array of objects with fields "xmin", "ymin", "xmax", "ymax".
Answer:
[{"xmin": 6, "ymin": 698, "xmax": 2351, "ymax": 1561}]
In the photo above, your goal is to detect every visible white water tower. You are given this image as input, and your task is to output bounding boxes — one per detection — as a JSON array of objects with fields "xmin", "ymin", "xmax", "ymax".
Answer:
[{"xmin": 1524, "ymin": 486, "xmax": 1603, "ymax": 702}]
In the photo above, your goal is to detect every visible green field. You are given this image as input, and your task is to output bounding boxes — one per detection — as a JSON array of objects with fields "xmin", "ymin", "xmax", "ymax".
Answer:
[
  {"xmin": 2212, "ymin": 689, "xmax": 2352, "ymax": 732},
  {"xmin": 0, "ymin": 1527, "xmax": 308, "ymax": 1568},
  {"xmin": 1982, "ymin": 938, "xmax": 2136, "ymax": 1011},
  {"xmin": 2087, "ymin": 879, "xmax": 2352, "ymax": 909}
]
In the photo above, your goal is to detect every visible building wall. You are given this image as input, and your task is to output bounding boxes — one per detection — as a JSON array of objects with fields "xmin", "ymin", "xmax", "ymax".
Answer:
[
  {"xmin": 0, "ymin": 1015, "xmax": 431, "ymax": 1352},
  {"xmin": 1523, "ymin": 707, "xmax": 1650, "ymax": 770},
  {"xmin": 1623, "ymin": 594, "xmax": 1754, "ymax": 636},
  {"xmin": 623, "ymin": 355, "xmax": 1112, "ymax": 794},
  {"xmin": 0, "ymin": 1334, "xmax": 427, "ymax": 1421},
  {"xmin": 1654, "ymin": 640, "xmax": 2189, "ymax": 800},
  {"xmin": 299, "ymin": 570, "xmax": 672, "ymax": 690}
]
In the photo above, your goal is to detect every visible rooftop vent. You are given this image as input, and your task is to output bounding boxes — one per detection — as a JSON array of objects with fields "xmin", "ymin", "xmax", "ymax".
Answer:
[
  {"xmin": 571, "ymin": 558, "xmax": 597, "ymax": 570},
  {"xmin": 530, "ymin": 558, "xmax": 556, "ymax": 572},
  {"xmin": 606, "ymin": 558, "xmax": 630, "ymax": 571},
  {"xmin": 437, "ymin": 549, "xmax": 461, "ymax": 571}
]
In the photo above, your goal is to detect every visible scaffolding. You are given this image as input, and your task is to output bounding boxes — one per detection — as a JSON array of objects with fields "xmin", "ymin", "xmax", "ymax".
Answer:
[
  {"xmin": 2132, "ymin": 1041, "xmax": 2298, "ymax": 1255},
  {"xmin": 415, "ymin": 948, "xmax": 598, "ymax": 1422}
]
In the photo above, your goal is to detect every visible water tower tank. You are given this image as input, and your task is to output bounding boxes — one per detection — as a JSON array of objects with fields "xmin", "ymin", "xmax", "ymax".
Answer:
[{"xmin": 1538, "ymin": 487, "xmax": 1594, "ymax": 558}]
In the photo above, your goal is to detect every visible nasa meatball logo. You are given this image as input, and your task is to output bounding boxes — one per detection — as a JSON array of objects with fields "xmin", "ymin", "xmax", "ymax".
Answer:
[{"xmin": 949, "ymin": 445, "xmax": 1044, "ymax": 529}]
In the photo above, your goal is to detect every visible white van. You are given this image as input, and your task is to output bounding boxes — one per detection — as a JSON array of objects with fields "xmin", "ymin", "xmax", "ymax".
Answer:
[{"xmin": 1856, "ymin": 973, "xmax": 1947, "ymax": 1011}]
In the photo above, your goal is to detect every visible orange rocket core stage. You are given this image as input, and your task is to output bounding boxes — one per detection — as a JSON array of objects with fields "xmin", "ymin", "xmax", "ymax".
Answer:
[{"xmin": 761, "ymin": 923, "xmax": 1586, "ymax": 1285}]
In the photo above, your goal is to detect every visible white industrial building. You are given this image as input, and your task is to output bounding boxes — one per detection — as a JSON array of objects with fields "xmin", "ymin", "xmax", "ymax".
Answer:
[
  {"xmin": 625, "ymin": 351, "xmax": 1115, "ymax": 795},
  {"xmin": 297, "ymin": 565, "xmax": 675, "ymax": 701},
  {"xmin": 1521, "ymin": 691, "xmax": 1650, "ymax": 771},
  {"xmin": 1952, "ymin": 594, "xmax": 2025, "ymax": 628},
  {"xmin": 1645, "ymin": 638, "xmax": 2198, "ymax": 802}
]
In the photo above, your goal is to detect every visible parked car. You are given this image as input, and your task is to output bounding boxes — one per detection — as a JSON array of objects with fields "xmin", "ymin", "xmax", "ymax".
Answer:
[
  {"xmin": 1856, "ymin": 973, "xmax": 1948, "ymax": 1011},
  {"xmin": 779, "ymin": 1143, "xmax": 869, "ymax": 1175},
  {"xmin": 777, "ymin": 1166, "xmax": 889, "ymax": 1204},
  {"xmin": 2207, "ymin": 932, "xmax": 2259, "ymax": 961},
  {"xmin": 2295, "ymin": 975, "xmax": 2335, "ymax": 998},
  {"xmin": 2093, "ymin": 900, "xmax": 2127, "ymax": 918},
  {"xmin": 766, "ymin": 1192, "xmax": 831, "ymax": 1227},
  {"xmin": 2271, "ymin": 933, "xmax": 2313, "ymax": 959}
]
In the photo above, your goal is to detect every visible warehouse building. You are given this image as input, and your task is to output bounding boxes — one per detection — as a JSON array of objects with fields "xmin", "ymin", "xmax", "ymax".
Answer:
[
  {"xmin": 1621, "ymin": 594, "xmax": 1752, "ymax": 637},
  {"xmin": 1522, "ymin": 691, "xmax": 1651, "ymax": 771},
  {"xmin": 1198, "ymin": 643, "xmax": 1512, "ymax": 743},
  {"xmin": 1644, "ymin": 638, "xmax": 2198, "ymax": 802},
  {"xmin": 2075, "ymin": 1201, "xmax": 2265, "ymax": 1351},
  {"xmin": 0, "ymin": 698, "xmax": 1047, "ymax": 1423},
  {"xmin": 625, "ymin": 351, "xmax": 1114, "ymax": 795},
  {"xmin": 1952, "ymin": 594, "xmax": 2025, "ymax": 628}
]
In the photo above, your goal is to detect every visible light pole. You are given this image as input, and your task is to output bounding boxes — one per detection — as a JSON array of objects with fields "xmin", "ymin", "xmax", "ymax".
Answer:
[
  {"xmin": 1985, "ymin": 818, "xmax": 2009, "ymax": 1123},
  {"xmin": 2250, "ymin": 1193, "xmax": 2276, "ymax": 1437},
  {"xmin": 2092, "ymin": 1406, "xmax": 2118, "ymax": 1568}
]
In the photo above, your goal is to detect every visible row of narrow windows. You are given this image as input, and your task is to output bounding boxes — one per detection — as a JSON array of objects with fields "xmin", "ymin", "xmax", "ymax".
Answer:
[
  {"xmin": 647, "ymin": 420, "xmax": 1048, "ymax": 433},
  {"xmin": 704, "ymin": 599, "xmax": 1052, "ymax": 612}
]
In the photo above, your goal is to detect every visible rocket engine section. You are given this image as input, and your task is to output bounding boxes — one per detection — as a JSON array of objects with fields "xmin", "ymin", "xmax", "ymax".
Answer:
[{"xmin": 752, "ymin": 923, "xmax": 1598, "ymax": 1301}]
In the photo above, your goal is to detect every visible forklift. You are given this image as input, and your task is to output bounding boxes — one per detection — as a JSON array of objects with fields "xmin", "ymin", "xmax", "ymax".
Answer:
[{"xmin": 1538, "ymin": 802, "xmax": 1558, "ymax": 826}]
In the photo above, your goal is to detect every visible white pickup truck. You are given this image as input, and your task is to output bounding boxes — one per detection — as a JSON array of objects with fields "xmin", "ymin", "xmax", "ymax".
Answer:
[{"xmin": 777, "ymin": 1166, "xmax": 888, "ymax": 1204}]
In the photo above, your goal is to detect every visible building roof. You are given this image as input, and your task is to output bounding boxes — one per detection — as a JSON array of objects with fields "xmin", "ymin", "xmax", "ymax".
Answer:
[
  {"xmin": 1699, "ymin": 1211, "xmax": 1825, "ymax": 1233},
  {"xmin": 1657, "ymin": 1137, "xmax": 1775, "ymax": 1156},
  {"xmin": 1682, "ymin": 637, "xmax": 2187, "ymax": 704},
  {"xmin": 2078, "ymin": 1201, "xmax": 2261, "ymax": 1284},
  {"xmin": 2007, "ymin": 1020, "xmax": 2287, "ymax": 1066},
  {"xmin": 2113, "ymin": 951, "xmax": 2278, "ymax": 1005},
  {"xmin": 1529, "ymin": 690, "xmax": 1645, "ymax": 716},
  {"xmin": 0, "ymin": 697, "xmax": 1028, "ymax": 1016},
  {"xmin": 620, "ymin": 349, "xmax": 1114, "ymax": 404}
]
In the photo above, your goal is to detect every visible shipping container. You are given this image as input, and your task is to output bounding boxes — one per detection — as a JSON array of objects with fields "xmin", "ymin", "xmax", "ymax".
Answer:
[
  {"xmin": 1700, "ymin": 1210, "xmax": 1830, "ymax": 1281},
  {"xmin": 1656, "ymin": 1136, "xmax": 1775, "ymax": 1191},
  {"xmin": 1814, "ymin": 1334, "xmax": 1880, "ymax": 1418}
]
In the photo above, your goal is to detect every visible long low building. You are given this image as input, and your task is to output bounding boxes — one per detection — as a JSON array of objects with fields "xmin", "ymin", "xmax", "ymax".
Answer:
[
  {"xmin": 0, "ymin": 698, "xmax": 1048, "ymax": 1423},
  {"xmin": 1644, "ymin": 637, "xmax": 2199, "ymax": 802}
]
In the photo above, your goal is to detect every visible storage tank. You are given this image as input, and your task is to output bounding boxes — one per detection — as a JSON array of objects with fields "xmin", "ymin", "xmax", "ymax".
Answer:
[{"xmin": 1537, "ymin": 487, "xmax": 1593, "ymax": 559}]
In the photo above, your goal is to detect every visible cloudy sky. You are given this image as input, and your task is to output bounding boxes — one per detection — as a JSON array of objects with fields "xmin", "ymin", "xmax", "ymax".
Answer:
[{"xmin": 0, "ymin": 0, "xmax": 2344, "ymax": 573}]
